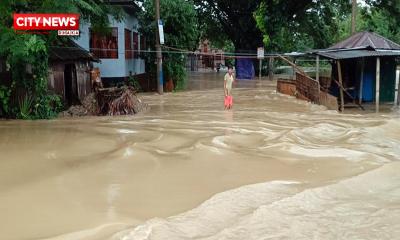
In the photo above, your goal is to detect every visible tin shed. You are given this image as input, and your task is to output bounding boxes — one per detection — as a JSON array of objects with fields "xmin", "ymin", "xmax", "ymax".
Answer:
[
  {"xmin": 313, "ymin": 31, "xmax": 400, "ymax": 112},
  {"xmin": 48, "ymin": 40, "xmax": 99, "ymax": 106}
]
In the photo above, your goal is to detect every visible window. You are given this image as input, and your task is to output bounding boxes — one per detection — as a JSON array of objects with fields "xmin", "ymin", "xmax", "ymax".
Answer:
[
  {"xmin": 125, "ymin": 29, "xmax": 133, "ymax": 59},
  {"xmin": 140, "ymin": 35, "xmax": 146, "ymax": 58},
  {"xmin": 133, "ymin": 32, "xmax": 139, "ymax": 59},
  {"xmin": 90, "ymin": 28, "xmax": 118, "ymax": 59},
  {"xmin": 139, "ymin": 35, "xmax": 147, "ymax": 58}
]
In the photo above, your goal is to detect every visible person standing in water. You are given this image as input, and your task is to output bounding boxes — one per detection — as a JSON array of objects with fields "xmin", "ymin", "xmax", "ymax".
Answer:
[{"xmin": 224, "ymin": 66, "xmax": 235, "ymax": 110}]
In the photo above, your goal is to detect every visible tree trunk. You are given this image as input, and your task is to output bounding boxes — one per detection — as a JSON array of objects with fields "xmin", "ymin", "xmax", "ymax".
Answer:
[{"xmin": 351, "ymin": 0, "xmax": 357, "ymax": 34}]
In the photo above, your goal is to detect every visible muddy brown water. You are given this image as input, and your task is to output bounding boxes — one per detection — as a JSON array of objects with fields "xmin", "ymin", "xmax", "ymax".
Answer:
[{"xmin": 0, "ymin": 72, "xmax": 400, "ymax": 240}]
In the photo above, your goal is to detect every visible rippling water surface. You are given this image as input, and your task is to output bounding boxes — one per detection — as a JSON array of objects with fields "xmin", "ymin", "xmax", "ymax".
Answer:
[{"xmin": 0, "ymin": 72, "xmax": 399, "ymax": 240}]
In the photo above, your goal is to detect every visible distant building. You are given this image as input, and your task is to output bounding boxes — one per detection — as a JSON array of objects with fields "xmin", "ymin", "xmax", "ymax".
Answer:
[{"xmin": 187, "ymin": 39, "xmax": 225, "ymax": 71}]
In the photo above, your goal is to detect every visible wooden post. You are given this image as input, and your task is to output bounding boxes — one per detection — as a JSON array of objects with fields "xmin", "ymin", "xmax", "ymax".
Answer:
[
  {"xmin": 376, "ymin": 57, "xmax": 381, "ymax": 113},
  {"xmin": 268, "ymin": 57, "xmax": 274, "ymax": 81},
  {"xmin": 337, "ymin": 60, "xmax": 345, "ymax": 112},
  {"xmin": 351, "ymin": 0, "xmax": 357, "ymax": 34},
  {"xmin": 292, "ymin": 59, "xmax": 296, "ymax": 80},
  {"xmin": 395, "ymin": 69, "xmax": 399, "ymax": 106},
  {"xmin": 359, "ymin": 58, "xmax": 365, "ymax": 105},
  {"xmin": 277, "ymin": 55, "xmax": 307, "ymax": 76},
  {"xmin": 155, "ymin": 0, "xmax": 163, "ymax": 94},
  {"xmin": 316, "ymin": 55, "xmax": 320, "ymax": 82},
  {"xmin": 259, "ymin": 59, "xmax": 262, "ymax": 80}
]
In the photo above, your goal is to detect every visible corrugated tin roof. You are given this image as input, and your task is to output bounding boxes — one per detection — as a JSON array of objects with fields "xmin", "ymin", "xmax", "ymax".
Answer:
[
  {"xmin": 49, "ymin": 39, "xmax": 99, "ymax": 62},
  {"xmin": 316, "ymin": 49, "xmax": 400, "ymax": 60},
  {"xmin": 310, "ymin": 32, "xmax": 400, "ymax": 60},
  {"xmin": 329, "ymin": 31, "xmax": 400, "ymax": 50}
]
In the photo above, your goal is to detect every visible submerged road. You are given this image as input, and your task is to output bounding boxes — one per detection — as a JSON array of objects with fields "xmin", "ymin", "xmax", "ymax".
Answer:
[{"xmin": 0, "ymin": 72, "xmax": 399, "ymax": 240}]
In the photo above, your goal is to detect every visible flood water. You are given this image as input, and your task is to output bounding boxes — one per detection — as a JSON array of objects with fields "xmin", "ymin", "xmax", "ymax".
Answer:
[{"xmin": 1, "ymin": 72, "xmax": 400, "ymax": 240}]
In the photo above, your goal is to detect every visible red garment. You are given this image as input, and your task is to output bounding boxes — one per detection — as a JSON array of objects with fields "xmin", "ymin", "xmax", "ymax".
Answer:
[{"xmin": 224, "ymin": 96, "xmax": 233, "ymax": 108}]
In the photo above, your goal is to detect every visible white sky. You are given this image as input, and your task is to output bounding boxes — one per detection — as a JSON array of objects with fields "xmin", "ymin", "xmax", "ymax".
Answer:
[{"xmin": 359, "ymin": 0, "xmax": 367, "ymax": 7}]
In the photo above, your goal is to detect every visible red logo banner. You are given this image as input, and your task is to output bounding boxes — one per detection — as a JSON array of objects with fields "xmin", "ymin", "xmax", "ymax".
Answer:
[{"xmin": 13, "ymin": 13, "xmax": 80, "ymax": 31}]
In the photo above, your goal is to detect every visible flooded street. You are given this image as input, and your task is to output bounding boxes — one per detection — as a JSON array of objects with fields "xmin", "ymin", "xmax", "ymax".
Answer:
[{"xmin": 1, "ymin": 72, "xmax": 400, "ymax": 240}]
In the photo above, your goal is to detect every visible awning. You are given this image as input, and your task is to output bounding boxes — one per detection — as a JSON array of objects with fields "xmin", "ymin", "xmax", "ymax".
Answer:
[
  {"xmin": 315, "ymin": 50, "xmax": 400, "ymax": 60},
  {"xmin": 49, "ymin": 39, "xmax": 100, "ymax": 62}
]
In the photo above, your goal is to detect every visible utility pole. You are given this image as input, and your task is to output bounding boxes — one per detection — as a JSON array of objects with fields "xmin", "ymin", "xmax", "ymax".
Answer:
[
  {"xmin": 351, "ymin": 0, "xmax": 357, "ymax": 34},
  {"xmin": 155, "ymin": 0, "xmax": 163, "ymax": 94}
]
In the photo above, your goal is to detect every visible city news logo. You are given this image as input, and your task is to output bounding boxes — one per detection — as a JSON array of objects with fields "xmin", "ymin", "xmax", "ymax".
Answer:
[{"xmin": 13, "ymin": 13, "xmax": 80, "ymax": 36}]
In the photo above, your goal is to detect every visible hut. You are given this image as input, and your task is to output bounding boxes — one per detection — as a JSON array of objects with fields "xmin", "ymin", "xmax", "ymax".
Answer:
[
  {"xmin": 313, "ymin": 31, "xmax": 400, "ymax": 112},
  {"xmin": 48, "ymin": 39, "xmax": 99, "ymax": 106},
  {"xmin": 0, "ymin": 40, "xmax": 98, "ymax": 111}
]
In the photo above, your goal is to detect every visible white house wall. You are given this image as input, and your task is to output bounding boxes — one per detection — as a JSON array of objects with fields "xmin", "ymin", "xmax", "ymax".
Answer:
[
  {"xmin": 74, "ymin": 14, "xmax": 145, "ymax": 79},
  {"xmin": 124, "ymin": 14, "xmax": 145, "ymax": 76}
]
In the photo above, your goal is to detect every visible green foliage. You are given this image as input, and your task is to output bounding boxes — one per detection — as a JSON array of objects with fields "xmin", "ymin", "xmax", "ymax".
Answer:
[
  {"xmin": 254, "ymin": 0, "xmax": 400, "ymax": 52},
  {"xmin": 17, "ymin": 95, "xmax": 34, "ymax": 120},
  {"xmin": 195, "ymin": 3, "xmax": 229, "ymax": 49},
  {"xmin": 1, "ymin": 33, "xmax": 57, "ymax": 119},
  {"xmin": 33, "ymin": 94, "xmax": 63, "ymax": 119},
  {"xmin": 254, "ymin": 0, "xmax": 351, "ymax": 52},
  {"xmin": 164, "ymin": 57, "xmax": 187, "ymax": 91},
  {"xmin": 127, "ymin": 75, "xmax": 142, "ymax": 92},
  {"xmin": 365, "ymin": 0, "xmax": 400, "ymax": 24},
  {"xmin": 0, "ymin": 84, "xmax": 12, "ymax": 115},
  {"xmin": 193, "ymin": 0, "xmax": 351, "ymax": 64},
  {"xmin": 193, "ymin": 0, "xmax": 263, "ymax": 51},
  {"xmin": 335, "ymin": 4, "xmax": 400, "ymax": 44},
  {"xmin": 139, "ymin": 0, "xmax": 199, "ymax": 90},
  {"xmin": 221, "ymin": 40, "xmax": 235, "ymax": 67}
]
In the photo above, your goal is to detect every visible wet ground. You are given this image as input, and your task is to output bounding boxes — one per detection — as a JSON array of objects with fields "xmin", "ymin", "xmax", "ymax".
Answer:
[{"xmin": 0, "ymin": 72, "xmax": 400, "ymax": 240}]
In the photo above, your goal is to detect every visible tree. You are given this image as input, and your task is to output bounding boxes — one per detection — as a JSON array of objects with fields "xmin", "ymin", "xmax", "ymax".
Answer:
[
  {"xmin": 0, "ymin": 0, "xmax": 122, "ymax": 119},
  {"xmin": 365, "ymin": 0, "xmax": 400, "ymax": 23},
  {"xmin": 194, "ymin": 0, "xmax": 351, "ymax": 77},
  {"xmin": 139, "ymin": 0, "xmax": 199, "ymax": 90},
  {"xmin": 195, "ymin": 3, "xmax": 230, "ymax": 50},
  {"xmin": 254, "ymin": 0, "xmax": 351, "ymax": 52},
  {"xmin": 351, "ymin": 0, "xmax": 357, "ymax": 34},
  {"xmin": 193, "ymin": 0, "xmax": 263, "ymax": 52},
  {"xmin": 193, "ymin": 0, "xmax": 352, "ymax": 52},
  {"xmin": 361, "ymin": 1, "xmax": 400, "ymax": 43},
  {"xmin": 336, "ymin": 4, "xmax": 400, "ymax": 44}
]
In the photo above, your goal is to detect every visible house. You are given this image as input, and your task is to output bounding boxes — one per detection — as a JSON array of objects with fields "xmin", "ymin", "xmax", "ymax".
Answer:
[
  {"xmin": 0, "ymin": 40, "xmax": 97, "ymax": 109},
  {"xmin": 187, "ymin": 39, "xmax": 226, "ymax": 72},
  {"xmin": 48, "ymin": 39, "xmax": 99, "ymax": 106},
  {"xmin": 74, "ymin": 0, "xmax": 146, "ymax": 87},
  {"xmin": 313, "ymin": 31, "xmax": 400, "ymax": 112}
]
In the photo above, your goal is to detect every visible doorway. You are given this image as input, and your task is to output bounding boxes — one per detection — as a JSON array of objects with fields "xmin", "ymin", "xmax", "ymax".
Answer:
[{"xmin": 64, "ymin": 64, "xmax": 79, "ymax": 106}]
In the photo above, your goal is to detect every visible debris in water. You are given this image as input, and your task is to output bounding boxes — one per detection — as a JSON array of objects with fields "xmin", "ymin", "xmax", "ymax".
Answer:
[{"xmin": 59, "ymin": 87, "xmax": 148, "ymax": 117}]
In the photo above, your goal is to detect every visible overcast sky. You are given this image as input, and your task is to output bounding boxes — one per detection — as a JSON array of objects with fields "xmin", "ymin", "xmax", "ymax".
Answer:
[{"xmin": 359, "ymin": 0, "xmax": 367, "ymax": 6}]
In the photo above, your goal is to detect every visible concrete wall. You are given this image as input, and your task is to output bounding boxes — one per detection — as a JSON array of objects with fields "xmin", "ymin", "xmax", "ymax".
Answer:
[
  {"xmin": 74, "ymin": 13, "xmax": 145, "ymax": 79},
  {"xmin": 124, "ymin": 14, "xmax": 145, "ymax": 76}
]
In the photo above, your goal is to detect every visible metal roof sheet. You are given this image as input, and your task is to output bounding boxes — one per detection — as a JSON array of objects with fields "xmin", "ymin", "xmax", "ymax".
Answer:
[
  {"xmin": 316, "ymin": 49, "xmax": 400, "ymax": 60},
  {"xmin": 329, "ymin": 31, "xmax": 400, "ymax": 50},
  {"xmin": 49, "ymin": 40, "xmax": 99, "ymax": 62}
]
